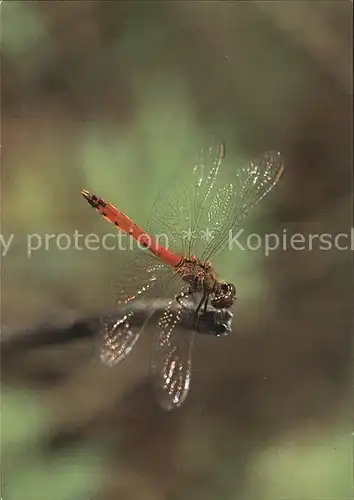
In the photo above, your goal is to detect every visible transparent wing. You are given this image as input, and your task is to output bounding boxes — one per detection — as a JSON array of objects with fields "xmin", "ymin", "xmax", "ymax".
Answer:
[
  {"xmin": 150, "ymin": 287, "xmax": 197, "ymax": 410},
  {"xmin": 146, "ymin": 143, "xmax": 283, "ymax": 263},
  {"xmin": 200, "ymin": 151, "xmax": 284, "ymax": 261},
  {"xmin": 146, "ymin": 142, "xmax": 226, "ymax": 259},
  {"xmin": 100, "ymin": 247, "xmax": 176, "ymax": 366}
]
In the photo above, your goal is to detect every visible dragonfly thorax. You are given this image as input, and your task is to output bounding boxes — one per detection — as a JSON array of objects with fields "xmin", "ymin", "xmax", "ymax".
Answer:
[
  {"xmin": 176, "ymin": 257, "xmax": 216, "ymax": 294},
  {"xmin": 176, "ymin": 257, "xmax": 236, "ymax": 309}
]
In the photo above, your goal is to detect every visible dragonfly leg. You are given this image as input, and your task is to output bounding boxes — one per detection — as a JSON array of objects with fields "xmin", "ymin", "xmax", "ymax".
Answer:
[
  {"xmin": 203, "ymin": 295, "xmax": 209, "ymax": 316},
  {"xmin": 193, "ymin": 293, "xmax": 207, "ymax": 329}
]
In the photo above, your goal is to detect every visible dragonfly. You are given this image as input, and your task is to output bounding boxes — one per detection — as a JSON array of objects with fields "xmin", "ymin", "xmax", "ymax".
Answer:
[{"xmin": 81, "ymin": 141, "xmax": 284, "ymax": 410}]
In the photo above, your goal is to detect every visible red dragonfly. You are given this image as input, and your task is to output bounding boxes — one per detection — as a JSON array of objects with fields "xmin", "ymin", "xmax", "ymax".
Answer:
[{"xmin": 81, "ymin": 142, "xmax": 284, "ymax": 410}]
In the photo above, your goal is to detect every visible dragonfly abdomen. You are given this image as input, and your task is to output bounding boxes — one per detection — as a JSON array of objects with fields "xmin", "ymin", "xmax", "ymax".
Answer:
[{"xmin": 81, "ymin": 189, "xmax": 181, "ymax": 266}]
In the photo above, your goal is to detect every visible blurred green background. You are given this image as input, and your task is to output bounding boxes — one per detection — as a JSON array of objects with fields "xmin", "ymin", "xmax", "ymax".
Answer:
[{"xmin": 1, "ymin": 2, "xmax": 352, "ymax": 500}]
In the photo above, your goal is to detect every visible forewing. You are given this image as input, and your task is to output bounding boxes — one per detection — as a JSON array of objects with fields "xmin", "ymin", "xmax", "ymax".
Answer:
[
  {"xmin": 200, "ymin": 151, "xmax": 284, "ymax": 261},
  {"xmin": 150, "ymin": 287, "xmax": 197, "ymax": 410},
  {"xmin": 146, "ymin": 143, "xmax": 225, "ymax": 258}
]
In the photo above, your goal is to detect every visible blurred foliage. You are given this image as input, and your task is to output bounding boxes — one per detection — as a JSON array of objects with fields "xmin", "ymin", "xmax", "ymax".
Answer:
[
  {"xmin": 2, "ymin": 2, "xmax": 50, "ymax": 58},
  {"xmin": 1, "ymin": 1, "xmax": 352, "ymax": 500},
  {"xmin": 246, "ymin": 427, "xmax": 353, "ymax": 500},
  {"xmin": 1, "ymin": 388, "xmax": 106, "ymax": 500}
]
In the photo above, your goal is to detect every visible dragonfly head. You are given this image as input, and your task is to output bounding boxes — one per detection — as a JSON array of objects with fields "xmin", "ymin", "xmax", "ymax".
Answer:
[{"xmin": 211, "ymin": 282, "xmax": 236, "ymax": 309}]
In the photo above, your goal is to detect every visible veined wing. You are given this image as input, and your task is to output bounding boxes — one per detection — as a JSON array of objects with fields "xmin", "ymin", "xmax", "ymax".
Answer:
[
  {"xmin": 150, "ymin": 287, "xmax": 197, "ymax": 410},
  {"xmin": 146, "ymin": 142, "xmax": 226, "ymax": 259},
  {"xmin": 101, "ymin": 244, "xmax": 198, "ymax": 411},
  {"xmin": 200, "ymin": 151, "xmax": 284, "ymax": 261},
  {"xmin": 99, "ymin": 248, "xmax": 175, "ymax": 366},
  {"xmin": 145, "ymin": 143, "xmax": 283, "ymax": 263}
]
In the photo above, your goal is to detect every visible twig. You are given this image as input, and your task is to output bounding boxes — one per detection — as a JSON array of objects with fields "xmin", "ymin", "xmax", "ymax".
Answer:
[{"xmin": 1, "ymin": 300, "xmax": 233, "ymax": 355}]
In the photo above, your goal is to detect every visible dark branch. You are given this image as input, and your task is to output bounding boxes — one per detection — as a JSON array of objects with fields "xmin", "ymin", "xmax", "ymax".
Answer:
[{"xmin": 1, "ymin": 300, "xmax": 233, "ymax": 355}]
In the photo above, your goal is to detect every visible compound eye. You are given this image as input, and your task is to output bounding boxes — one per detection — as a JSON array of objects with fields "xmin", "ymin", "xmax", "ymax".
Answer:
[
  {"xmin": 220, "ymin": 283, "xmax": 236, "ymax": 298},
  {"xmin": 211, "ymin": 282, "xmax": 236, "ymax": 309}
]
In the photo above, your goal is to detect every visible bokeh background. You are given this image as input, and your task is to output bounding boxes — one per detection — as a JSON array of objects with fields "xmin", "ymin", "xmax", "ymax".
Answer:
[{"xmin": 1, "ymin": 2, "xmax": 353, "ymax": 500}]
